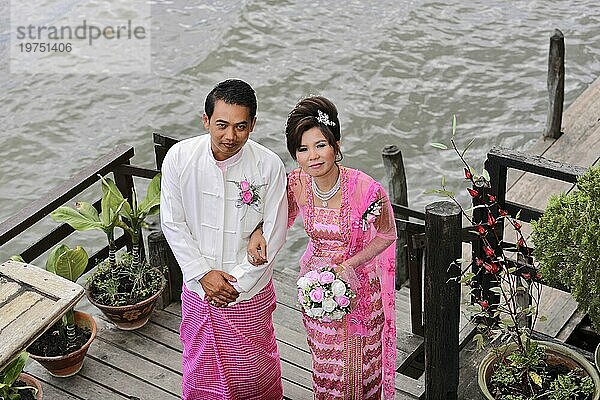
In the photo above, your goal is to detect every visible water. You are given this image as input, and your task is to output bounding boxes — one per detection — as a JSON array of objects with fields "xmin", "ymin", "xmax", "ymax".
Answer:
[{"xmin": 1, "ymin": 0, "xmax": 599, "ymax": 264}]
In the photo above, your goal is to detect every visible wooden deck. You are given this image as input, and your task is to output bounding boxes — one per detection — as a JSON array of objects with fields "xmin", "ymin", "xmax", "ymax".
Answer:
[
  {"xmin": 507, "ymin": 75, "xmax": 600, "ymax": 342},
  {"xmin": 23, "ymin": 264, "xmax": 478, "ymax": 399}
]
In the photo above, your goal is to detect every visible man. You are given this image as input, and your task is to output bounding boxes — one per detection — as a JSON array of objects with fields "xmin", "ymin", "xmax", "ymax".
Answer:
[{"xmin": 160, "ymin": 79, "xmax": 288, "ymax": 400}]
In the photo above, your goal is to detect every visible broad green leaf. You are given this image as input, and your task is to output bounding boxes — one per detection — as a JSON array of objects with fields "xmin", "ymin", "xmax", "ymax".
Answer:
[
  {"xmin": 51, "ymin": 207, "xmax": 103, "ymax": 232},
  {"xmin": 100, "ymin": 176, "xmax": 132, "ymax": 219},
  {"xmin": 138, "ymin": 173, "xmax": 161, "ymax": 216},
  {"xmin": 45, "ymin": 244, "xmax": 69, "ymax": 274},
  {"xmin": 430, "ymin": 143, "xmax": 448, "ymax": 150},
  {"xmin": 54, "ymin": 246, "xmax": 88, "ymax": 282},
  {"xmin": 1, "ymin": 352, "xmax": 27, "ymax": 386},
  {"xmin": 481, "ymin": 168, "xmax": 490, "ymax": 182},
  {"xmin": 74, "ymin": 201, "xmax": 99, "ymax": 222}
]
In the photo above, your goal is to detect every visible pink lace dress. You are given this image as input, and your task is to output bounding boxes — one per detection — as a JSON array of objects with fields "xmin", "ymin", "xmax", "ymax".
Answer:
[{"xmin": 287, "ymin": 166, "xmax": 397, "ymax": 399}]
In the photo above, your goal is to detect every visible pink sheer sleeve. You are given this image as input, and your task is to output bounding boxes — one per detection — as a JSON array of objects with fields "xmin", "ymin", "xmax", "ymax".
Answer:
[{"xmin": 286, "ymin": 169, "xmax": 301, "ymax": 229}]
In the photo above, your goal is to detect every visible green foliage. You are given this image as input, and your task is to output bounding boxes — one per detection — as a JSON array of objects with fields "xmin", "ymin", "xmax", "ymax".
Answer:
[
  {"xmin": 0, "ymin": 352, "xmax": 37, "ymax": 399},
  {"xmin": 532, "ymin": 166, "xmax": 600, "ymax": 332},
  {"xmin": 549, "ymin": 369, "xmax": 594, "ymax": 400},
  {"xmin": 88, "ymin": 252, "xmax": 164, "ymax": 306}
]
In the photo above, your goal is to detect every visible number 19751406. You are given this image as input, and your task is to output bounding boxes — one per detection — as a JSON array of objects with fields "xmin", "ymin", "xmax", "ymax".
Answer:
[{"xmin": 19, "ymin": 42, "xmax": 72, "ymax": 52}]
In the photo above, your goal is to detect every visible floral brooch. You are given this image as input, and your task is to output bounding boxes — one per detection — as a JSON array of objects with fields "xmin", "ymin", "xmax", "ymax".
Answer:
[
  {"xmin": 361, "ymin": 198, "xmax": 383, "ymax": 231},
  {"xmin": 229, "ymin": 178, "xmax": 266, "ymax": 211}
]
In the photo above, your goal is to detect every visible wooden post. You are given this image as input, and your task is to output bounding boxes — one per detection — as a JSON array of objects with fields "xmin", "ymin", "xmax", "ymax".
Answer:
[
  {"xmin": 148, "ymin": 231, "xmax": 182, "ymax": 308},
  {"xmin": 424, "ymin": 201, "xmax": 461, "ymax": 400},
  {"xmin": 544, "ymin": 29, "xmax": 565, "ymax": 139},
  {"xmin": 382, "ymin": 145, "xmax": 409, "ymax": 288}
]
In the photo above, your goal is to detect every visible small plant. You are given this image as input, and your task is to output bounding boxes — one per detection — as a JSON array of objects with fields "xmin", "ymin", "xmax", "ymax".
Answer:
[
  {"xmin": 428, "ymin": 116, "xmax": 596, "ymax": 399},
  {"xmin": 51, "ymin": 173, "xmax": 163, "ymax": 307},
  {"xmin": 0, "ymin": 352, "xmax": 37, "ymax": 400},
  {"xmin": 532, "ymin": 165, "xmax": 600, "ymax": 333}
]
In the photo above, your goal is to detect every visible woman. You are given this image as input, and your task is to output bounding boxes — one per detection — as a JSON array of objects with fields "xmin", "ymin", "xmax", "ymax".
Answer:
[{"xmin": 248, "ymin": 96, "xmax": 396, "ymax": 399}]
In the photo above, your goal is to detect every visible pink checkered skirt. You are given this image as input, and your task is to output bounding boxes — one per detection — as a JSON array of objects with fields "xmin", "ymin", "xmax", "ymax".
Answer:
[{"xmin": 180, "ymin": 280, "xmax": 283, "ymax": 400}]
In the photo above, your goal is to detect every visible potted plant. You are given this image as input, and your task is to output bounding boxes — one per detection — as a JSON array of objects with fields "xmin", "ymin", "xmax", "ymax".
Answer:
[
  {"xmin": 50, "ymin": 174, "xmax": 164, "ymax": 330},
  {"xmin": 22, "ymin": 245, "xmax": 96, "ymax": 377},
  {"xmin": 0, "ymin": 352, "xmax": 42, "ymax": 400},
  {"xmin": 532, "ymin": 165, "xmax": 600, "ymax": 373},
  {"xmin": 429, "ymin": 117, "xmax": 600, "ymax": 399}
]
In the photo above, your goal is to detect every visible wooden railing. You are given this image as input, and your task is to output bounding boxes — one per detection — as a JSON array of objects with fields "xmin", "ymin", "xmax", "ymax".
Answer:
[{"xmin": 0, "ymin": 144, "xmax": 160, "ymax": 272}]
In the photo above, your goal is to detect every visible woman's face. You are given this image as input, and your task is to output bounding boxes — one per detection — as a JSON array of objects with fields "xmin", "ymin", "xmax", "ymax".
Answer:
[{"xmin": 296, "ymin": 127, "xmax": 338, "ymax": 178}]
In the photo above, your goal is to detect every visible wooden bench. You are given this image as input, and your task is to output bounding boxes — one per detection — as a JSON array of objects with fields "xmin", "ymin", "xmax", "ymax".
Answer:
[{"xmin": 0, "ymin": 260, "xmax": 84, "ymax": 370}]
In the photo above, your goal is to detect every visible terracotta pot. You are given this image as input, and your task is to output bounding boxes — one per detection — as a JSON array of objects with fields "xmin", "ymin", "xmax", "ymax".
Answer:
[
  {"xmin": 595, "ymin": 343, "xmax": 599, "ymax": 373},
  {"xmin": 29, "ymin": 311, "xmax": 96, "ymax": 377},
  {"xmin": 18, "ymin": 372, "xmax": 43, "ymax": 399},
  {"xmin": 87, "ymin": 282, "xmax": 164, "ymax": 330},
  {"xmin": 478, "ymin": 340, "xmax": 600, "ymax": 399}
]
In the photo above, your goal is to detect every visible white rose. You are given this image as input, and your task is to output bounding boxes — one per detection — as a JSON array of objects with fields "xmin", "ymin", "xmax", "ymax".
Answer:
[
  {"xmin": 311, "ymin": 307, "xmax": 324, "ymax": 318},
  {"xmin": 331, "ymin": 279, "xmax": 347, "ymax": 296},
  {"xmin": 296, "ymin": 277, "xmax": 311, "ymax": 289},
  {"xmin": 322, "ymin": 297, "xmax": 337, "ymax": 313},
  {"xmin": 331, "ymin": 310, "xmax": 345, "ymax": 320},
  {"xmin": 304, "ymin": 307, "xmax": 314, "ymax": 318}
]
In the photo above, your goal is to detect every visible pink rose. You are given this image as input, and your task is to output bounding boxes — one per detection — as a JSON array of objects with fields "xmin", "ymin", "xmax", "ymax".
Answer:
[
  {"xmin": 309, "ymin": 287, "xmax": 324, "ymax": 302},
  {"xmin": 335, "ymin": 295, "xmax": 350, "ymax": 308},
  {"xmin": 240, "ymin": 180, "xmax": 251, "ymax": 191},
  {"xmin": 304, "ymin": 270, "xmax": 320, "ymax": 282},
  {"xmin": 319, "ymin": 271, "xmax": 335, "ymax": 284},
  {"xmin": 241, "ymin": 190, "xmax": 253, "ymax": 204},
  {"xmin": 366, "ymin": 214, "xmax": 377, "ymax": 224}
]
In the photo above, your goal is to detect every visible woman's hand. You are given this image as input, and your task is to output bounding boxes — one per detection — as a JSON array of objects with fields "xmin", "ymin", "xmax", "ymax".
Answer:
[{"xmin": 247, "ymin": 227, "xmax": 267, "ymax": 266}]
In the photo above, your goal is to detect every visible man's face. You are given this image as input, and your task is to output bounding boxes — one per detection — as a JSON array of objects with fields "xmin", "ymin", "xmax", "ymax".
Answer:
[{"xmin": 203, "ymin": 100, "xmax": 256, "ymax": 161}]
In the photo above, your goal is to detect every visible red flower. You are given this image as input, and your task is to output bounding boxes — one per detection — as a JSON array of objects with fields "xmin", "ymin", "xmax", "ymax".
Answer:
[
  {"xmin": 513, "ymin": 221, "xmax": 522, "ymax": 230},
  {"xmin": 480, "ymin": 300, "xmax": 489, "ymax": 310},
  {"xmin": 535, "ymin": 273, "xmax": 542, "ymax": 281},
  {"xmin": 484, "ymin": 262, "xmax": 499, "ymax": 274},
  {"xmin": 487, "ymin": 213, "xmax": 496, "ymax": 227},
  {"xmin": 522, "ymin": 272, "xmax": 531, "ymax": 280},
  {"xmin": 464, "ymin": 168, "xmax": 472, "ymax": 180},
  {"xmin": 487, "ymin": 194, "xmax": 496, "ymax": 202},
  {"xmin": 517, "ymin": 237, "xmax": 525, "ymax": 248},
  {"xmin": 476, "ymin": 225, "xmax": 486, "ymax": 235},
  {"xmin": 498, "ymin": 209, "xmax": 508, "ymax": 216},
  {"xmin": 467, "ymin": 188, "xmax": 479, "ymax": 198},
  {"xmin": 475, "ymin": 257, "xmax": 483, "ymax": 267},
  {"xmin": 484, "ymin": 246, "xmax": 495, "ymax": 258}
]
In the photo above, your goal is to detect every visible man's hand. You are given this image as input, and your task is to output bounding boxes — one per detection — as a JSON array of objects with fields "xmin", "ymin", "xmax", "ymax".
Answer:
[
  {"xmin": 200, "ymin": 270, "xmax": 239, "ymax": 306},
  {"xmin": 247, "ymin": 228, "xmax": 267, "ymax": 266}
]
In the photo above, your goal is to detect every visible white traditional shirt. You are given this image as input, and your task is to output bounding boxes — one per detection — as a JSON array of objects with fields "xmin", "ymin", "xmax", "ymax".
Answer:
[{"xmin": 160, "ymin": 134, "xmax": 288, "ymax": 304}]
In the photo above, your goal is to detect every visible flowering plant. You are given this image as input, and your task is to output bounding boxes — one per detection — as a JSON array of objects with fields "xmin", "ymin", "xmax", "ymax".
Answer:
[
  {"xmin": 361, "ymin": 198, "xmax": 383, "ymax": 231},
  {"xmin": 229, "ymin": 178, "xmax": 266, "ymax": 211},
  {"xmin": 428, "ymin": 116, "xmax": 596, "ymax": 399},
  {"xmin": 297, "ymin": 266, "xmax": 356, "ymax": 322}
]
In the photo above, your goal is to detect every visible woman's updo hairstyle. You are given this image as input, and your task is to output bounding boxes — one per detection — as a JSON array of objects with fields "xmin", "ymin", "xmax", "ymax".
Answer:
[{"xmin": 285, "ymin": 96, "xmax": 342, "ymax": 162}]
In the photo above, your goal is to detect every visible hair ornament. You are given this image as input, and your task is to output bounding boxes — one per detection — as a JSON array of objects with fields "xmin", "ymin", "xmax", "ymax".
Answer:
[{"xmin": 316, "ymin": 109, "xmax": 336, "ymax": 127}]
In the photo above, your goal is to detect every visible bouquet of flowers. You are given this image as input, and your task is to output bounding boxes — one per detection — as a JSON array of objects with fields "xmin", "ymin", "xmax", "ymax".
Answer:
[{"xmin": 296, "ymin": 266, "xmax": 356, "ymax": 322}]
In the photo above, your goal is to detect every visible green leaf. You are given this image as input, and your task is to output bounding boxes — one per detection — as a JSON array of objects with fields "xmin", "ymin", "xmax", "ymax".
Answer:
[
  {"xmin": 461, "ymin": 138, "xmax": 475, "ymax": 158},
  {"xmin": 451, "ymin": 114, "xmax": 457, "ymax": 139},
  {"xmin": 9, "ymin": 255, "xmax": 25, "ymax": 263},
  {"xmin": 431, "ymin": 143, "xmax": 448, "ymax": 150},
  {"xmin": 489, "ymin": 287, "xmax": 502, "ymax": 294},
  {"xmin": 100, "ymin": 176, "xmax": 132, "ymax": 218},
  {"xmin": 0, "ymin": 352, "xmax": 28, "ymax": 386},
  {"xmin": 51, "ymin": 207, "xmax": 104, "ymax": 232},
  {"xmin": 138, "ymin": 173, "xmax": 161, "ymax": 216},
  {"xmin": 54, "ymin": 246, "xmax": 88, "ymax": 282},
  {"xmin": 45, "ymin": 244, "xmax": 69, "ymax": 274},
  {"xmin": 529, "ymin": 371, "xmax": 542, "ymax": 387},
  {"xmin": 481, "ymin": 168, "xmax": 490, "ymax": 182},
  {"xmin": 74, "ymin": 201, "xmax": 99, "ymax": 222},
  {"xmin": 441, "ymin": 175, "xmax": 446, "ymax": 188}
]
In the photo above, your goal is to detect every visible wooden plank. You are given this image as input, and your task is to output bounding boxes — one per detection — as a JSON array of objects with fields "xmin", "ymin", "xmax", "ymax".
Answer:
[
  {"xmin": 0, "ymin": 261, "xmax": 84, "ymax": 301},
  {"xmin": 86, "ymin": 339, "xmax": 181, "ymax": 398},
  {"xmin": 39, "ymin": 382, "xmax": 82, "ymax": 399},
  {"xmin": 26, "ymin": 360, "xmax": 129, "ymax": 400},
  {"xmin": 395, "ymin": 372, "xmax": 425, "ymax": 398},
  {"xmin": 0, "ymin": 260, "xmax": 84, "ymax": 369},
  {"xmin": 534, "ymin": 285, "xmax": 579, "ymax": 338},
  {"xmin": 0, "ymin": 281, "xmax": 20, "ymax": 303},
  {"xmin": 282, "ymin": 377, "xmax": 313, "ymax": 400}
]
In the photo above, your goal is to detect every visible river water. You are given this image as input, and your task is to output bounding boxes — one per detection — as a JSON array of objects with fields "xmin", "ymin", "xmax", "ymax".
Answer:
[{"xmin": 1, "ymin": 0, "xmax": 599, "ymax": 264}]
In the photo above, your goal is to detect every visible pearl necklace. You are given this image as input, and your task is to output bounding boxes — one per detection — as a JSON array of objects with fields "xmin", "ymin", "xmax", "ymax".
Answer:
[{"xmin": 312, "ymin": 169, "xmax": 341, "ymax": 207}]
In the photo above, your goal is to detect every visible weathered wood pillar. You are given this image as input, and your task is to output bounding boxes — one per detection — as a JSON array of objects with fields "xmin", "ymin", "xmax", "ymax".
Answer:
[
  {"xmin": 148, "ymin": 230, "xmax": 182, "ymax": 309},
  {"xmin": 382, "ymin": 145, "xmax": 408, "ymax": 288},
  {"xmin": 424, "ymin": 201, "xmax": 461, "ymax": 400},
  {"xmin": 544, "ymin": 29, "xmax": 565, "ymax": 139}
]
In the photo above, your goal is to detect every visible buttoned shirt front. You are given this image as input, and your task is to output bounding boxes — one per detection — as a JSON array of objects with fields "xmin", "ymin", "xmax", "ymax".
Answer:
[{"xmin": 160, "ymin": 134, "xmax": 288, "ymax": 304}]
